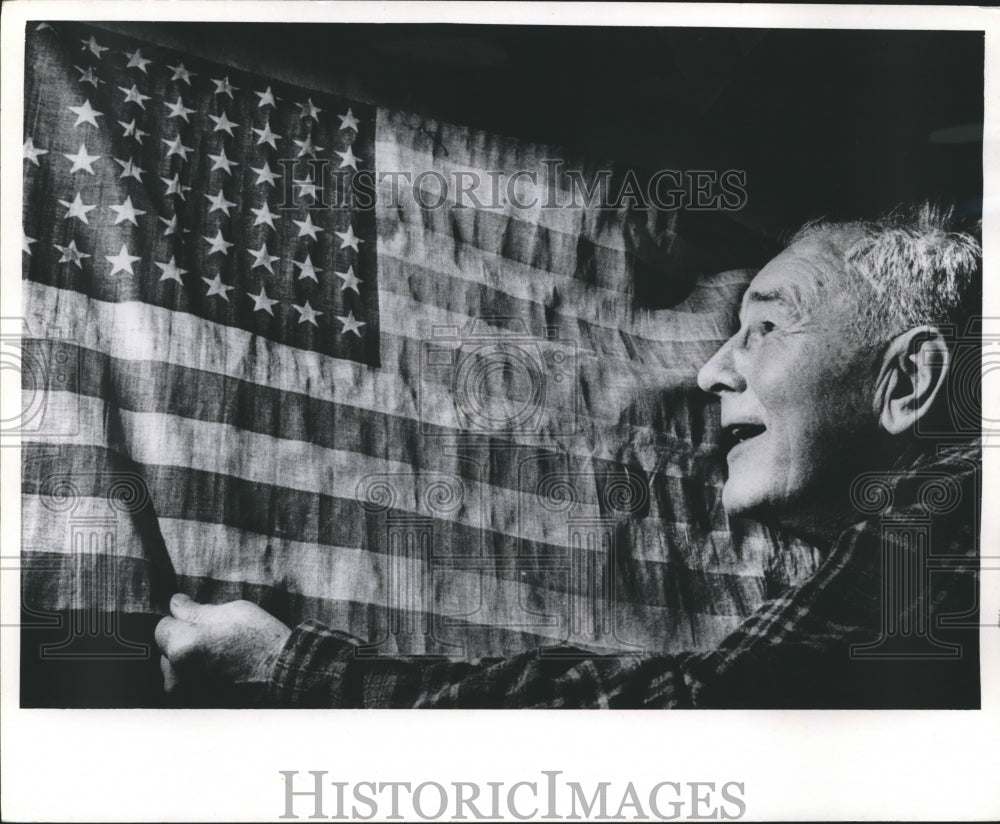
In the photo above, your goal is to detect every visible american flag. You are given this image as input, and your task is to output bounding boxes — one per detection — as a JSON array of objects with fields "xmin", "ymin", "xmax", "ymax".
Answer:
[{"xmin": 20, "ymin": 22, "xmax": 817, "ymax": 705}]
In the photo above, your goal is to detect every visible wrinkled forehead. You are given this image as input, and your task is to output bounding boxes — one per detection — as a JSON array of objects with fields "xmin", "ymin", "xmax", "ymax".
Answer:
[{"xmin": 740, "ymin": 230, "xmax": 861, "ymax": 319}]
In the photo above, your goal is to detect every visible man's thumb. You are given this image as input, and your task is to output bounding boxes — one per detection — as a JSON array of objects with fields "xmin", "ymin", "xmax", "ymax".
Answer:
[{"xmin": 169, "ymin": 592, "xmax": 207, "ymax": 622}]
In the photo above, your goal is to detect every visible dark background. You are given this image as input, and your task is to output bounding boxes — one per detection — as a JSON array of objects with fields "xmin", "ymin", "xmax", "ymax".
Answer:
[{"xmin": 94, "ymin": 23, "xmax": 985, "ymax": 237}]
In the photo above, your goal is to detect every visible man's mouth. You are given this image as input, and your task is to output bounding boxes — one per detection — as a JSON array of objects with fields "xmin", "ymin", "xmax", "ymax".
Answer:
[{"xmin": 723, "ymin": 423, "xmax": 767, "ymax": 452}]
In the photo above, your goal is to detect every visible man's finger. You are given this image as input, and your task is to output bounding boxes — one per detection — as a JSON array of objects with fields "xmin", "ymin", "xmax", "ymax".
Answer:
[
  {"xmin": 154, "ymin": 615, "xmax": 179, "ymax": 653},
  {"xmin": 160, "ymin": 655, "xmax": 180, "ymax": 693},
  {"xmin": 169, "ymin": 592, "xmax": 207, "ymax": 623}
]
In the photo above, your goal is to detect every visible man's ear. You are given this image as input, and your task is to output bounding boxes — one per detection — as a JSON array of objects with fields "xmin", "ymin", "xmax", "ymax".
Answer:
[{"xmin": 873, "ymin": 326, "xmax": 950, "ymax": 436}]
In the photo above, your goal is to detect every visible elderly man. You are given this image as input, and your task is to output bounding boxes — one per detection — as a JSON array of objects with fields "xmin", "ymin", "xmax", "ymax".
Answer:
[{"xmin": 155, "ymin": 203, "xmax": 981, "ymax": 708}]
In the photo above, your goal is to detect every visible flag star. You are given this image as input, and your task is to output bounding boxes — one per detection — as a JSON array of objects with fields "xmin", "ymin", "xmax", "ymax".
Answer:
[
  {"xmin": 294, "ymin": 177, "xmax": 319, "ymax": 201},
  {"xmin": 293, "ymin": 300, "xmax": 323, "ymax": 326},
  {"xmin": 211, "ymin": 76, "xmax": 238, "ymax": 98},
  {"xmin": 58, "ymin": 192, "xmax": 97, "ymax": 224},
  {"xmin": 251, "ymin": 201, "xmax": 280, "ymax": 229},
  {"xmin": 335, "ymin": 265, "xmax": 362, "ymax": 294},
  {"xmin": 159, "ymin": 214, "xmax": 186, "ymax": 236},
  {"xmin": 203, "ymin": 230, "xmax": 233, "ymax": 256},
  {"xmin": 248, "ymin": 286, "xmax": 279, "ymax": 315},
  {"xmin": 74, "ymin": 65, "xmax": 102, "ymax": 87},
  {"xmin": 108, "ymin": 196, "xmax": 146, "ymax": 226},
  {"xmin": 335, "ymin": 145, "xmax": 360, "ymax": 171},
  {"xmin": 208, "ymin": 146, "xmax": 239, "ymax": 175},
  {"xmin": 63, "ymin": 143, "xmax": 102, "ymax": 174},
  {"xmin": 247, "ymin": 242, "xmax": 279, "ymax": 273},
  {"xmin": 202, "ymin": 273, "xmax": 235, "ymax": 300},
  {"xmin": 253, "ymin": 121, "xmax": 281, "ymax": 149},
  {"xmin": 155, "ymin": 255, "xmax": 188, "ymax": 284},
  {"xmin": 297, "ymin": 98, "xmax": 323, "ymax": 121},
  {"xmin": 337, "ymin": 311, "xmax": 365, "ymax": 337},
  {"xmin": 106, "ymin": 243, "xmax": 141, "ymax": 275},
  {"xmin": 119, "ymin": 83, "xmax": 151, "ymax": 109},
  {"xmin": 293, "ymin": 213, "xmax": 323, "ymax": 240},
  {"xmin": 209, "ymin": 111, "xmax": 239, "ymax": 136},
  {"xmin": 294, "ymin": 256, "xmax": 322, "ymax": 282},
  {"xmin": 119, "ymin": 118, "xmax": 148, "ymax": 143},
  {"xmin": 335, "ymin": 223, "xmax": 364, "ymax": 252},
  {"xmin": 80, "ymin": 36, "xmax": 109, "ymax": 58},
  {"xmin": 293, "ymin": 135, "xmax": 325, "ymax": 157},
  {"xmin": 54, "ymin": 240, "xmax": 91, "ymax": 268},
  {"xmin": 68, "ymin": 99, "xmax": 103, "ymax": 128},
  {"xmin": 114, "ymin": 156, "xmax": 145, "ymax": 182},
  {"xmin": 162, "ymin": 172, "xmax": 192, "ymax": 199},
  {"xmin": 256, "ymin": 86, "xmax": 280, "ymax": 108},
  {"xmin": 204, "ymin": 189, "xmax": 237, "ymax": 216},
  {"xmin": 251, "ymin": 162, "xmax": 281, "ymax": 187},
  {"xmin": 23, "ymin": 234, "xmax": 36, "ymax": 254},
  {"xmin": 168, "ymin": 62, "xmax": 196, "ymax": 84},
  {"xmin": 164, "ymin": 96, "xmax": 196, "ymax": 122},
  {"xmin": 124, "ymin": 48, "xmax": 152, "ymax": 73},
  {"xmin": 338, "ymin": 108, "xmax": 360, "ymax": 132},
  {"xmin": 23, "ymin": 137, "xmax": 47, "ymax": 165},
  {"xmin": 162, "ymin": 135, "xmax": 193, "ymax": 161}
]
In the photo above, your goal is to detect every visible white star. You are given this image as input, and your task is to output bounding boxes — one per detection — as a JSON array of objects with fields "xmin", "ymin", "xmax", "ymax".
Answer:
[
  {"xmin": 204, "ymin": 189, "xmax": 237, "ymax": 216},
  {"xmin": 293, "ymin": 300, "xmax": 323, "ymax": 326},
  {"xmin": 211, "ymin": 76, "xmax": 238, "ymax": 98},
  {"xmin": 251, "ymin": 162, "xmax": 281, "ymax": 187},
  {"xmin": 294, "ymin": 256, "xmax": 322, "ymax": 282},
  {"xmin": 23, "ymin": 234, "xmax": 36, "ymax": 255},
  {"xmin": 338, "ymin": 107, "xmax": 360, "ymax": 131},
  {"xmin": 114, "ymin": 156, "xmax": 145, "ymax": 182},
  {"xmin": 247, "ymin": 242, "xmax": 279, "ymax": 273},
  {"xmin": 108, "ymin": 196, "xmax": 146, "ymax": 226},
  {"xmin": 208, "ymin": 146, "xmax": 239, "ymax": 175},
  {"xmin": 334, "ymin": 223, "xmax": 364, "ymax": 252},
  {"xmin": 54, "ymin": 240, "xmax": 90, "ymax": 268},
  {"xmin": 297, "ymin": 98, "xmax": 323, "ymax": 121},
  {"xmin": 335, "ymin": 145, "xmax": 360, "ymax": 171},
  {"xmin": 209, "ymin": 111, "xmax": 239, "ymax": 136},
  {"xmin": 155, "ymin": 255, "xmax": 188, "ymax": 284},
  {"xmin": 57, "ymin": 192, "xmax": 97, "ymax": 224},
  {"xmin": 337, "ymin": 311, "xmax": 365, "ymax": 337},
  {"xmin": 106, "ymin": 243, "xmax": 141, "ymax": 276},
  {"xmin": 164, "ymin": 96, "xmax": 196, "ymax": 122},
  {"xmin": 335, "ymin": 265, "xmax": 362, "ymax": 294},
  {"xmin": 248, "ymin": 286, "xmax": 279, "ymax": 315},
  {"xmin": 159, "ymin": 214, "xmax": 186, "ymax": 236},
  {"xmin": 255, "ymin": 86, "xmax": 279, "ymax": 108},
  {"xmin": 253, "ymin": 121, "xmax": 281, "ymax": 149},
  {"xmin": 119, "ymin": 83, "xmax": 151, "ymax": 109},
  {"xmin": 162, "ymin": 172, "xmax": 191, "ymax": 199},
  {"xmin": 68, "ymin": 99, "xmax": 103, "ymax": 128},
  {"xmin": 202, "ymin": 273, "xmax": 234, "ymax": 300},
  {"xmin": 80, "ymin": 36, "xmax": 108, "ymax": 58},
  {"xmin": 293, "ymin": 213, "xmax": 323, "ymax": 240},
  {"xmin": 168, "ymin": 62, "xmax": 196, "ymax": 84},
  {"xmin": 23, "ymin": 138, "xmax": 47, "ymax": 165},
  {"xmin": 293, "ymin": 135, "xmax": 324, "ymax": 157},
  {"xmin": 294, "ymin": 177, "xmax": 319, "ymax": 201},
  {"xmin": 74, "ymin": 65, "xmax": 102, "ymax": 87},
  {"xmin": 123, "ymin": 48, "xmax": 152, "ymax": 73},
  {"xmin": 64, "ymin": 143, "xmax": 102, "ymax": 174},
  {"xmin": 162, "ymin": 135, "xmax": 193, "ymax": 161},
  {"xmin": 119, "ymin": 118, "xmax": 148, "ymax": 143},
  {"xmin": 251, "ymin": 201, "xmax": 279, "ymax": 229},
  {"xmin": 203, "ymin": 230, "xmax": 233, "ymax": 256}
]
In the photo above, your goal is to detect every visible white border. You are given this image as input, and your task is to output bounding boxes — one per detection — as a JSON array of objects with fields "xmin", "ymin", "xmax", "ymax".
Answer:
[{"xmin": 2, "ymin": 3, "xmax": 999, "ymax": 821}]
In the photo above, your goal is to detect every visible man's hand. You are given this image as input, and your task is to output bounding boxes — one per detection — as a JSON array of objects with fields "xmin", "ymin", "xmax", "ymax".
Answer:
[{"xmin": 154, "ymin": 593, "xmax": 292, "ymax": 696}]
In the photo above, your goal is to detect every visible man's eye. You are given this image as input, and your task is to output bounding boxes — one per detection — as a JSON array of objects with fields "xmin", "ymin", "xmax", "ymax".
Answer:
[{"xmin": 760, "ymin": 320, "xmax": 776, "ymax": 334}]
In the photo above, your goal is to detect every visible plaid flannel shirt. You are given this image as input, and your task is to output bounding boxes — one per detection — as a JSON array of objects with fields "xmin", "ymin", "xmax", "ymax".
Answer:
[{"xmin": 266, "ymin": 443, "xmax": 981, "ymax": 708}]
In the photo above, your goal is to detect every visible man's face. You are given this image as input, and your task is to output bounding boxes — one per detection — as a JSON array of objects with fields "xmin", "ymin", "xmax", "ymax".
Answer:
[{"xmin": 697, "ymin": 234, "xmax": 880, "ymax": 523}]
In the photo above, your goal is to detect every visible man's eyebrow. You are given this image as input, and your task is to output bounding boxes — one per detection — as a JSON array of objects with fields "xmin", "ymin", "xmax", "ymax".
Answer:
[{"xmin": 740, "ymin": 285, "xmax": 808, "ymax": 317}]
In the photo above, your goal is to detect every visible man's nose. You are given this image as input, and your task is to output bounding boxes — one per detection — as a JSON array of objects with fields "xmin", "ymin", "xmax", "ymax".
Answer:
[{"xmin": 697, "ymin": 336, "xmax": 745, "ymax": 395}]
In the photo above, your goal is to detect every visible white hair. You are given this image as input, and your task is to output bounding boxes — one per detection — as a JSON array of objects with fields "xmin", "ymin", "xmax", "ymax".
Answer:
[{"xmin": 789, "ymin": 202, "xmax": 981, "ymax": 344}]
